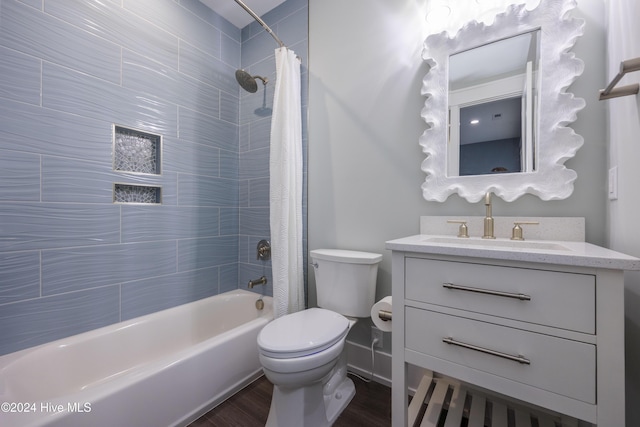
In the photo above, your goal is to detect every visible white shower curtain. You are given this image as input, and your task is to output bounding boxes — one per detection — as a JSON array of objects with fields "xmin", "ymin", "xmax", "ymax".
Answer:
[{"xmin": 270, "ymin": 47, "xmax": 304, "ymax": 318}]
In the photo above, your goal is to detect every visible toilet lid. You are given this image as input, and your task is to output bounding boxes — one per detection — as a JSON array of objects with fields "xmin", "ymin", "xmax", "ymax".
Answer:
[{"xmin": 258, "ymin": 308, "xmax": 349, "ymax": 358}]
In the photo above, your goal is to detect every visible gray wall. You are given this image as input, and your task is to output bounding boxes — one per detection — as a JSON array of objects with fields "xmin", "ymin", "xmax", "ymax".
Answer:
[
  {"xmin": 605, "ymin": 1, "xmax": 640, "ymax": 425},
  {"xmin": 308, "ymin": 0, "xmax": 607, "ymax": 348}
]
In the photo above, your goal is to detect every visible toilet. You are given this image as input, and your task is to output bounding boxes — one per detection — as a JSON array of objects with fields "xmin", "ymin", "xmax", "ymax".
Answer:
[{"xmin": 257, "ymin": 249, "xmax": 383, "ymax": 427}]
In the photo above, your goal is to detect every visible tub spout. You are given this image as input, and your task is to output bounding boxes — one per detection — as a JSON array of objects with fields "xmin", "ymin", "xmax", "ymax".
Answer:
[{"xmin": 248, "ymin": 276, "xmax": 267, "ymax": 288}]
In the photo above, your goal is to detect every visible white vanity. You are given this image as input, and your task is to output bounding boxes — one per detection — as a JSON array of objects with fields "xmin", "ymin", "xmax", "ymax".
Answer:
[{"xmin": 387, "ymin": 231, "xmax": 640, "ymax": 427}]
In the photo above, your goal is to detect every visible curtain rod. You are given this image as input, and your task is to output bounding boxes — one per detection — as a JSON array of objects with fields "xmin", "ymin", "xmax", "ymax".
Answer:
[{"xmin": 233, "ymin": 0, "xmax": 286, "ymax": 48}]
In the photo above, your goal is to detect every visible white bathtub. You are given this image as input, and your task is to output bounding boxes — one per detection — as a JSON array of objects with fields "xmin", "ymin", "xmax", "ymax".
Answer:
[{"xmin": 0, "ymin": 289, "xmax": 273, "ymax": 427}]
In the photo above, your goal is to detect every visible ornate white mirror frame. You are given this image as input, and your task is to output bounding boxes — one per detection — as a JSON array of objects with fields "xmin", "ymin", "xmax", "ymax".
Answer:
[{"xmin": 420, "ymin": 0, "xmax": 585, "ymax": 202}]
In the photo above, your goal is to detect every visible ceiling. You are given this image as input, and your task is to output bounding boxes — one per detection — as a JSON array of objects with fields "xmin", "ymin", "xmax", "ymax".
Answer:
[
  {"xmin": 199, "ymin": 0, "xmax": 286, "ymax": 28},
  {"xmin": 449, "ymin": 32, "xmax": 535, "ymax": 91}
]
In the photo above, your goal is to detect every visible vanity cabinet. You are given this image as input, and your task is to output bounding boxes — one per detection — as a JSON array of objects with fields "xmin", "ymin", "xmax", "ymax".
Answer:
[{"xmin": 387, "ymin": 238, "xmax": 639, "ymax": 427}]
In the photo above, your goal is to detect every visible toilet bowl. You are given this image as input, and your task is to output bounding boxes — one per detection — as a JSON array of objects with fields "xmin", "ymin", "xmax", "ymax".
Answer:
[
  {"xmin": 258, "ymin": 308, "xmax": 355, "ymax": 427},
  {"xmin": 257, "ymin": 249, "xmax": 382, "ymax": 427}
]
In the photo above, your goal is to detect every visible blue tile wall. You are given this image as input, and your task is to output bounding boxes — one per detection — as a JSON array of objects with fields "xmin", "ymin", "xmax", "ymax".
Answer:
[
  {"xmin": 0, "ymin": 0, "xmax": 307, "ymax": 356},
  {"xmin": 1, "ymin": 0, "xmax": 122, "ymax": 84},
  {"xmin": 45, "ymin": 0, "xmax": 181, "ymax": 71},
  {"xmin": 0, "ymin": 252, "xmax": 40, "ymax": 305},
  {"xmin": 0, "ymin": 45, "xmax": 41, "ymax": 105},
  {"xmin": 42, "ymin": 63, "xmax": 179, "ymax": 137},
  {"xmin": 0, "ymin": 100, "xmax": 112, "ymax": 159},
  {"xmin": 122, "ymin": 50, "xmax": 222, "ymax": 119},
  {"xmin": 179, "ymin": 107, "xmax": 237, "ymax": 151},
  {"xmin": 0, "ymin": 151, "xmax": 41, "ymax": 201},
  {"xmin": 0, "ymin": 203, "xmax": 121, "ymax": 252},
  {"xmin": 121, "ymin": 267, "xmax": 221, "ymax": 320},
  {"xmin": 0, "ymin": 286, "xmax": 120, "ymax": 355}
]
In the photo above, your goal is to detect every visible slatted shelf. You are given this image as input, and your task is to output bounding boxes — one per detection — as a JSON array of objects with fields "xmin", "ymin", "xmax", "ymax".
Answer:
[{"xmin": 409, "ymin": 374, "xmax": 579, "ymax": 427}]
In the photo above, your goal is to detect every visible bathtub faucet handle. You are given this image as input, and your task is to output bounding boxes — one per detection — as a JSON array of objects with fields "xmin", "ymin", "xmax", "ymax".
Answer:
[
  {"xmin": 248, "ymin": 276, "xmax": 267, "ymax": 288},
  {"xmin": 257, "ymin": 240, "xmax": 271, "ymax": 261}
]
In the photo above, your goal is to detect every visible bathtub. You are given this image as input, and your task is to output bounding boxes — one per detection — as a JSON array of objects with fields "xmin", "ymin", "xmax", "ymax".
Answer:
[{"xmin": 0, "ymin": 289, "xmax": 273, "ymax": 427}]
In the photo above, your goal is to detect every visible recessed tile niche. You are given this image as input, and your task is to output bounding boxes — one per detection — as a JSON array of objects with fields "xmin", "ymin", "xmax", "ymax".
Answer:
[
  {"xmin": 113, "ymin": 125, "xmax": 162, "ymax": 204},
  {"xmin": 113, "ymin": 125, "xmax": 161, "ymax": 174},
  {"xmin": 113, "ymin": 183, "xmax": 161, "ymax": 204}
]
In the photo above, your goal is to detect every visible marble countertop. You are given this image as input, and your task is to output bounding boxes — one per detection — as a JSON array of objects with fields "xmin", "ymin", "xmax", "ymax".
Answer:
[{"xmin": 385, "ymin": 234, "xmax": 640, "ymax": 270}]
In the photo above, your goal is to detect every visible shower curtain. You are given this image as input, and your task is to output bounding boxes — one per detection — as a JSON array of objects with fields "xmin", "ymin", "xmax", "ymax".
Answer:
[{"xmin": 270, "ymin": 47, "xmax": 304, "ymax": 318}]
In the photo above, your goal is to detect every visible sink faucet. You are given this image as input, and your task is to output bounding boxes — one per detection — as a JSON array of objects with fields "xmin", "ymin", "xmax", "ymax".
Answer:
[{"xmin": 482, "ymin": 192, "xmax": 495, "ymax": 239}]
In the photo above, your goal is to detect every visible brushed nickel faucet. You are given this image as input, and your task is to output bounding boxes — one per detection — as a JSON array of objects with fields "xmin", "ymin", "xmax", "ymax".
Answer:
[
  {"xmin": 248, "ymin": 276, "xmax": 267, "ymax": 288},
  {"xmin": 482, "ymin": 192, "xmax": 495, "ymax": 239}
]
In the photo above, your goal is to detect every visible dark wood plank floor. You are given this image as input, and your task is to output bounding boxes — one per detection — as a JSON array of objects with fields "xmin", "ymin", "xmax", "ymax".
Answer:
[{"xmin": 189, "ymin": 374, "xmax": 391, "ymax": 427}]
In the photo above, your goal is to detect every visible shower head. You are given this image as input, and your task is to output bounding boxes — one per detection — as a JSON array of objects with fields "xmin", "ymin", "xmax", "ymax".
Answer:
[{"xmin": 235, "ymin": 69, "xmax": 268, "ymax": 93}]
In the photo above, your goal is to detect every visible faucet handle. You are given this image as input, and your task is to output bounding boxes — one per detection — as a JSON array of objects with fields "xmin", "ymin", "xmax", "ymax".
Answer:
[
  {"xmin": 447, "ymin": 220, "xmax": 469, "ymax": 238},
  {"xmin": 511, "ymin": 221, "xmax": 539, "ymax": 241}
]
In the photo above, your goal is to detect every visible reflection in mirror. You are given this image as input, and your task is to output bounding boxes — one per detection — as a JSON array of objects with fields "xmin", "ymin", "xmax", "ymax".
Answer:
[
  {"xmin": 447, "ymin": 31, "xmax": 540, "ymax": 177},
  {"xmin": 459, "ymin": 97, "xmax": 522, "ymax": 175},
  {"xmin": 420, "ymin": 0, "xmax": 585, "ymax": 202}
]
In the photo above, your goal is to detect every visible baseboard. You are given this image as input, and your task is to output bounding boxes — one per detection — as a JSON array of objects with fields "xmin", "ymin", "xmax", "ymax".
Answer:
[{"xmin": 345, "ymin": 340, "xmax": 426, "ymax": 392}]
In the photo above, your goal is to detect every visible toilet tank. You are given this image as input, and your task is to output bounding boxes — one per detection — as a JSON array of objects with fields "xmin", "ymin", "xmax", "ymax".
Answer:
[{"xmin": 310, "ymin": 249, "xmax": 382, "ymax": 318}]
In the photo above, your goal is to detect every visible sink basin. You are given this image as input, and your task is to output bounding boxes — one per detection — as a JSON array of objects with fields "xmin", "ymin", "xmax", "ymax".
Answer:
[{"xmin": 422, "ymin": 236, "xmax": 571, "ymax": 251}]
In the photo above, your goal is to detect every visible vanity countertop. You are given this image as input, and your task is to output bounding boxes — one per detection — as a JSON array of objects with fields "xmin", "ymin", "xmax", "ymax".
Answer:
[{"xmin": 385, "ymin": 234, "xmax": 640, "ymax": 270}]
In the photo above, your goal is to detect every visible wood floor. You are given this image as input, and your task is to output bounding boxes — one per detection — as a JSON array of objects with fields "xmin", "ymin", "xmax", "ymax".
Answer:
[{"xmin": 188, "ymin": 374, "xmax": 392, "ymax": 427}]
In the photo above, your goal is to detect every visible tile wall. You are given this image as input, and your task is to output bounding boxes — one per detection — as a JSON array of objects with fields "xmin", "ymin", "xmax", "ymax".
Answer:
[{"xmin": 0, "ymin": 0, "xmax": 308, "ymax": 356}]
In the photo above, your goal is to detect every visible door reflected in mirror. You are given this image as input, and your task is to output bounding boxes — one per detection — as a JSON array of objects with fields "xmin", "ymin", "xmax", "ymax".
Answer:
[
  {"xmin": 447, "ymin": 30, "xmax": 539, "ymax": 177},
  {"xmin": 459, "ymin": 97, "xmax": 522, "ymax": 175}
]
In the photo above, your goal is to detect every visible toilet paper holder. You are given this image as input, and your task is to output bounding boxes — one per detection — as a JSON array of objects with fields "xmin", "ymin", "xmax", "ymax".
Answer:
[
  {"xmin": 372, "ymin": 296, "xmax": 392, "ymax": 332},
  {"xmin": 378, "ymin": 309, "xmax": 392, "ymax": 321}
]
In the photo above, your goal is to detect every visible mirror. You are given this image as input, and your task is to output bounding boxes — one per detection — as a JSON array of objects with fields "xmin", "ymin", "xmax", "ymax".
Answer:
[
  {"xmin": 449, "ymin": 31, "xmax": 539, "ymax": 177},
  {"xmin": 420, "ymin": 0, "xmax": 585, "ymax": 202}
]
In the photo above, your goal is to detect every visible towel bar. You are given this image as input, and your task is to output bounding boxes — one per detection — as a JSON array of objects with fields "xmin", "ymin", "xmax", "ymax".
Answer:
[{"xmin": 599, "ymin": 57, "xmax": 640, "ymax": 100}]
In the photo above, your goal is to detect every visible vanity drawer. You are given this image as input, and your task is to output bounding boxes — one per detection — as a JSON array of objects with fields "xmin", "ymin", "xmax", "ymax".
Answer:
[
  {"xmin": 405, "ymin": 307, "xmax": 596, "ymax": 404},
  {"xmin": 405, "ymin": 258, "xmax": 595, "ymax": 333}
]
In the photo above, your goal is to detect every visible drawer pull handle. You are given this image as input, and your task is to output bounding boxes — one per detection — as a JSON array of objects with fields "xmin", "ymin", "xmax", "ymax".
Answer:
[
  {"xmin": 443, "ymin": 337, "xmax": 531, "ymax": 365},
  {"xmin": 442, "ymin": 282, "xmax": 531, "ymax": 301}
]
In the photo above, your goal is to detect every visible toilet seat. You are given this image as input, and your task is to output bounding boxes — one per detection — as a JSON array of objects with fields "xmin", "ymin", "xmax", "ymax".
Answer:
[
  {"xmin": 258, "ymin": 308, "xmax": 349, "ymax": 358},
  {"xmin": 259, "ymin": 337, "xmax": 345, "ymax": 375}
]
